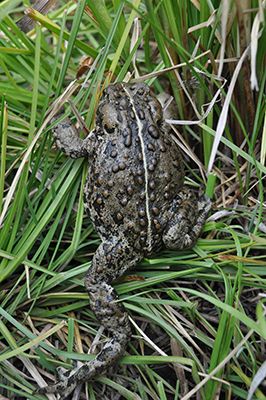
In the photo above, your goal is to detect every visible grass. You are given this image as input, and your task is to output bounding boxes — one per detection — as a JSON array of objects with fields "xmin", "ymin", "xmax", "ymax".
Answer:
[{"xmin": 0, "ymin": 1, "xmax": 265, "ymax": 399}]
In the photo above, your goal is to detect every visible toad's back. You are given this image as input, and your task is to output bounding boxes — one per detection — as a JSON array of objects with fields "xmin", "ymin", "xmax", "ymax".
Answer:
[{"xmin": 84, "ymin": 82, "xmax": 184, "ymax": 254}]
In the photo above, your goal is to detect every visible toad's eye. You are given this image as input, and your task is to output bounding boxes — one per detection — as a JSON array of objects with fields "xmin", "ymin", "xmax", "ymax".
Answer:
[
  {"xmin": 149, "ymin": 97, "xmax": 163, "ymax": 123},
  {"xmin": 104, "ymin": 124, "xmax": 115, "ymax": 134},
  {"xmin": 100, "ymin": 103, "xmax": 118, "ymax": 134}
]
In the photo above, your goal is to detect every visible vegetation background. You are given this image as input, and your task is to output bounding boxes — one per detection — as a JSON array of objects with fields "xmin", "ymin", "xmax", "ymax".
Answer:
[{"xmin": 0, "ymin": 0, "xmax": 265, "ymax": 399}]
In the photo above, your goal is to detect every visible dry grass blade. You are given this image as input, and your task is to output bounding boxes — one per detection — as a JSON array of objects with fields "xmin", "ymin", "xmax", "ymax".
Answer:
[
  {"xmin": 16, "ymin": 0, "xmax": 58, "ymax": 33},
  {"xmin": 250, "ymin": 0, "xmax": 265, "ymax": 90},
  {"xmin": 130, "ymin": 17, "xmax": 141, "ymax": 78},
  {"xmin": 130, "ymin": 50, "xmax": 211, "ymax": 82},
  {"xmin": 247, "ymin": 360, "xmax": 266, "ymax": 400},
  {"xmin": 207, "ymin": 46, "xmax": 250, "ymax": 173},
  {"xmin": 166, "ymin": 70, "xmax": 226, "ymax": 126},
  {"xmin": 187, "ymin": 11, "xmax": 216, "ymax": 33},
  {"xmin": 218, "ymin": 0, "xmax": 230, "ymax": 77},
  {"xmin": 16, "ymin": 357, "xmax": 57, "ymax": 400}
]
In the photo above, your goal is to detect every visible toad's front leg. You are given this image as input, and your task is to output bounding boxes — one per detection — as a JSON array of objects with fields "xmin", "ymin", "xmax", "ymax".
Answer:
[
  {"xmin": 38, "ymin": 238, "xmax": 141, "ymax": 399},
  {"xmin": 51, "ymin": 116, "xmax": 95, "ymax": 158}
]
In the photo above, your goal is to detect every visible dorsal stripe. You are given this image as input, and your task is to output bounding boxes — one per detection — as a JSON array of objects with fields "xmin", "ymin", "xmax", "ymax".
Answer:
[{"xmin": 122, "ymin": 84, "xmax": 152, "ymax": 252}]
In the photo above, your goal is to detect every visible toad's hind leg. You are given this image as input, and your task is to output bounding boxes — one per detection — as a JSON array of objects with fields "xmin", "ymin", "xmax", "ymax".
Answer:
[
  {"xmin": 163, "ymin": 187, "xmax": 211, "ymax": 250},
  {"xmin": 38, "ymin": 238, "xmax": 141, "ymax": 399}
]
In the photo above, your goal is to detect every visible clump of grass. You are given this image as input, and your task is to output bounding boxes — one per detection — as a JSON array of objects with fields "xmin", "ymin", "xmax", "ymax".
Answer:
[{"xmin": 0, "ymin": 1, "xmax": 265, "ymax": 399}]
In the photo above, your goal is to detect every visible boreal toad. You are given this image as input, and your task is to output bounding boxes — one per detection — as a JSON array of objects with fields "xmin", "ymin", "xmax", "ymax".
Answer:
[{"xmin": 40, "ymin": 82, "xmax": 211, "ymax": 398}]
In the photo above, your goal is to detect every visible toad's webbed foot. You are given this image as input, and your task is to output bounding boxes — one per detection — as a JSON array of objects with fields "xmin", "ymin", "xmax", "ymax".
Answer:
[
  {"xmin": 37, "ymin": 341, "xmax": 124, "ymax": 399},
  {"xmin": 37, "ymin": 380, "xmax": 73, "ymax": 399},
  {"xmin": 56, "ymin": 365, "xmax": 75, "ymax": 381}
]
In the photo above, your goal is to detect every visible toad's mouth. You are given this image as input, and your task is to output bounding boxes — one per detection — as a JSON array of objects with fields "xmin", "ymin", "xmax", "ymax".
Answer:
[{"xmin": 122, "ymin": 84, "xmax": 152, "ymax": 252}]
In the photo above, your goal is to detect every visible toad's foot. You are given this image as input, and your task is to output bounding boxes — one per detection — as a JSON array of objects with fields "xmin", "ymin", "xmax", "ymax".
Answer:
[
  {"xmin": 56, "ymin": 366, "xmax": 71, "ymax": 381},
  {"xmin": 37, "ymin": 336, "xmax": 129, "ymax": 399},
  {"xmin": 37, "ymin": 380, "xmax": 74, "ymax": 399}
]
